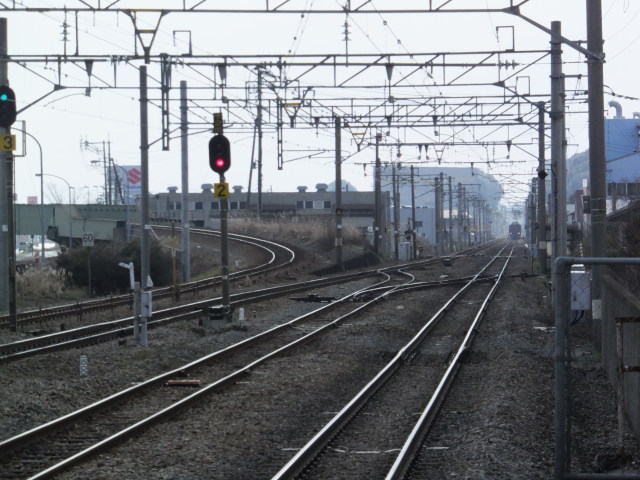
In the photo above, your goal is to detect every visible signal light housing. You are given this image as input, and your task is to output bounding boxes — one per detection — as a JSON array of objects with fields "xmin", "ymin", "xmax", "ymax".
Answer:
[
  {"xmin": 209, "ymin": 134, "xmax": 231, "ymax": 175},
  {"xmin": 0, "ymin": 85, "xmax": 16, "ymax": 129}
]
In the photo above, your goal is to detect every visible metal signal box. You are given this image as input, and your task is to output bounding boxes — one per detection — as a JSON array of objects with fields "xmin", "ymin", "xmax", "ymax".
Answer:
[{"xmin": 570, "ymin": 264, "xmax": 591, "ymax": 311}]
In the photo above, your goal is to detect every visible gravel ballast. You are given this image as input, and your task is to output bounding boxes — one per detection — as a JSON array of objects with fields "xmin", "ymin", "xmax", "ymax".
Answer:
[{"xmin": 1, "ymin": 243, "xmax": 639, "ymax": 479}]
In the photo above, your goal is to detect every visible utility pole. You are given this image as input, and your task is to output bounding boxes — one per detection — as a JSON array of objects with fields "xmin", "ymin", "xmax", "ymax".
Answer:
[
  {"xmin": 537, "ymin": 101, "xmax": 548, "ymax": 274},
  {"xmin": 529, "ymin": 179, "xmax": 537, "ymax": 247},
  {"xmin": 410, "ymin": 165, "xmax": 416, "ymax": 260},
  {"xmin": 256, "ymin": 67, "xmax": 264, "ymax": 219},
  {"xmin": 479, "ymin": 201, "xmax": 484, "ymax": 244},
  {"xmin": 440, "ymin": 172, "xmax": 445, "ymax": 250},
  {"xmin": 434, "ymin": 174, "xmax": 441, "ymax": 255},
  {"xmin": 463, "ymin": 186, "xmax": 470, "ymax": 247},
  {"xmin": 448, "ymin": 175, "xmax": 453, "ymax": 252},
  {"xmin": 457, "ymin": 182, "xmax": 463, "ymax": 250},
  {"xmin": 471, "ymin": 198, "xmax": 477, "ymax": 243},
  {"xmin": 106, "ymin": 140, "xmax": 112, "ymax": 205},
  {"xmin": 180, "ymin": 81, "xmax": 190, "ymax": 283},
  {"xmin": 392, "ymin": 162, "xmax": 399, "ymax": 261},
  {"xmin": 586, "ymin": 0, "xmax": 607, "ymax": 334},
  {"xmin": 374, "ymin": 133, "xmax": 381, "ymax": 256},
  {"xmin": 138, "ymin": 65, "xmax": 150, "ymax": 347},
  {"xmin": 335, "ymin": 115, "xmax": 343, "ymax": 270},
  {"xmin": 550, "ymin": 21, "xmax": 567, "ymax": 267}
]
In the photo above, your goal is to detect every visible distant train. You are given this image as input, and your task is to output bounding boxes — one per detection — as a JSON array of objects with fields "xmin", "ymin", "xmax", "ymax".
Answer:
[{"xmin": 508, "ymin": 222, "xmax": 522, "ymax": 240}]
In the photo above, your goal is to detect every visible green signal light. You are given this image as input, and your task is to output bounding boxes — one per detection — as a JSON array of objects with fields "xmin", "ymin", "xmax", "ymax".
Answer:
[{"xmin": 0, "ymin": 94, "xmax": 7, "ymax": 101}]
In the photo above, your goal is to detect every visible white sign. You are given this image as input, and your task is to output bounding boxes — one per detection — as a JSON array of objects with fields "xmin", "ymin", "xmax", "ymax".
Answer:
[
  {"xmin": 79, "ymin": 354, "xmax": 89, "ymax": 377},
  {"xmin": 82, "ymin": 232, "xmax": 94, "ymax": 247}
]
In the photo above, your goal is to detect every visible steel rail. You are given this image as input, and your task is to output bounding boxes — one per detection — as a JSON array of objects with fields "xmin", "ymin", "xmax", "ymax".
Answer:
[
  {"xmin": 0, "ymin": 241, "xmax": 496, "ymax": 360},
  {"xmin": 0, "ymin": 244, "xmax": 503, "ymax": 478},
  {"xmin": 0, "ymin": 268, "xmax": 376, "ymax": 362},
  {"xmin": 0, "ymin": 267, "xmax": 491, "ymax": 363},
  {"xmin": 270, "ymin": 243, "xmax": 511, "ymax": 479},
  {"xmin": 0, "ymin": 270, "xmax": 400, "ymax": 476},
  {"xmin": 384, "ymin": 244, "xmax": 514, "ymax": 479},
  {"xmin": 0, "ymin": 228, "xmax": 292, "ymax": 329}
]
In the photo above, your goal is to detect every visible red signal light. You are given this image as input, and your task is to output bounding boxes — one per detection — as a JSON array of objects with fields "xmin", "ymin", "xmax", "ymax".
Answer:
[{"xmin": 209, "ymin": 134, "xmax": 231, "ymax": 175}]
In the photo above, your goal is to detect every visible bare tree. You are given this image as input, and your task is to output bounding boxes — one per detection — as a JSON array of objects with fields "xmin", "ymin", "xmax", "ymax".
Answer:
[{"xmin": 46, "ymin": 185, "xmax": 65, "ymax": 204}]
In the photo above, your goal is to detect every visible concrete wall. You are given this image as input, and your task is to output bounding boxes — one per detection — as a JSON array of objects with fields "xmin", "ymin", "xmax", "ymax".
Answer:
[{"xmin": 16, "ymin": 204, "xmax": 125, "ymax": 242}]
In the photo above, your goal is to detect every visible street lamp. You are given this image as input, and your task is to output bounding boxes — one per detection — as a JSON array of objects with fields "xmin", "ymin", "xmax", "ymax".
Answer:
[
  {"xmin": 113, "ymin": 164, "xmax": 131, "ymax": 242},
  {"xmin": 36, "ymin": 173, "xmax": 73, "ymax": 249},
  {"xmin": 15, "ymin": 129, "xmax": 46, "ymax": 262}
]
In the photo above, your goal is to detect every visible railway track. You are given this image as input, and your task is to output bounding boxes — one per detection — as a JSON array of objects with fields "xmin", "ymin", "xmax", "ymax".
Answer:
[
  {"xmin": 3, "ymin": 229, "xmax": 497, "ymax": 333},
  {"xmin": 271, "ymin": 243, "xmax": 513, "ymax": 479},
  {"xmin": 0, "ymin": 243, "xmax": 507, "ymax": 479},
  {"xmin": 0, "ymin": 227, "xmax": 294, "ymax": 330},
  {"xmin": 0, "ymin": 234, "xmax": 496, "ymax": 362},
  {"xmin": 0, "ymin": 268, "xmax": 380, "ymax": 362}
]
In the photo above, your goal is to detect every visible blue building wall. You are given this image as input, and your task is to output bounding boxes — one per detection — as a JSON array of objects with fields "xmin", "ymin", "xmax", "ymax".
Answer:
[{"xmin": 605, "ymin": 118, "xmax": 640, "ymax": 182}]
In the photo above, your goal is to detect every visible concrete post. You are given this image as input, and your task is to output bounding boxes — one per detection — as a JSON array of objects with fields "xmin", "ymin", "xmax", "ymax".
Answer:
[
  {"xmin": 180, "ymin": 81, "xmax": 190, "ymax": 283},
  {"xmin": 139, "ymin": 65, "xmax": 150, "ymax": 346}
]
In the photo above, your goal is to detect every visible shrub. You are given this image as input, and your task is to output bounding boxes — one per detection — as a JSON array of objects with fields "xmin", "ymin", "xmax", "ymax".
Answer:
[{"xmin": 55, "ymin": 239, "xmax": 174, "ymax": 295}]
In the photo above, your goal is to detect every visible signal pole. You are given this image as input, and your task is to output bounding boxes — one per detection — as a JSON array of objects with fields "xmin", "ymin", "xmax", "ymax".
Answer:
[
  {"xmin": 0, "ymin": 18, "xmax": 17, "ymax": 330},
  {"xmin": 209, "ymin": 113, "xmax": 231, "ymax": 312},
  {"xmin": 0, "ymin": 18, "xmax": 8, "ymax": 317},
  {"xmin": 220, "ymin": 172, "xmax": 230, "ymax": 307}
]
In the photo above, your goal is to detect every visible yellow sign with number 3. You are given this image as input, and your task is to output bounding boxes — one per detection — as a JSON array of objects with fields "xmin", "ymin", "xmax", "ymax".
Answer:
[{"xmin": 0, "ymin": 134, "xmax": 16, "ymax": 151}]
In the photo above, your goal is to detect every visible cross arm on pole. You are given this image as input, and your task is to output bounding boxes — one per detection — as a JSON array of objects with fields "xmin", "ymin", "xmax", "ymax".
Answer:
[{"xmin": 506, "ymin": 8, "xmax": 604, "ymax": 62}]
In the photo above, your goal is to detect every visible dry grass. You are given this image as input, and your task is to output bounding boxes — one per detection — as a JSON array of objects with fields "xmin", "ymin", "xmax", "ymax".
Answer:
[
  {"xmin": 16, "ymin": 265, "xmax": 72, "ymax": 299},
  {"xmin": 16, "ymin": 217, "xmax": 371, "ymax": 306},
  {"xmin": 229, "ymin": 216, "xmax": 366, "ymax": 251}
]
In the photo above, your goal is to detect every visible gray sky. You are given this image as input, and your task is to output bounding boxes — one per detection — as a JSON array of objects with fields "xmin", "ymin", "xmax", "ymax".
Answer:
[{"xmin": 7, "ymin": 1, "xmax": 640, "ymax": 209}]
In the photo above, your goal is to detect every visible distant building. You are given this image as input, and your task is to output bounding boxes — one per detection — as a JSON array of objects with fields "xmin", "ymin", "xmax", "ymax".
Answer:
[
  {"xmin": 150, "ymin": 183, "xmax": 392, "ymax": 254},
  {"xmin": 605, "ymin": 103, "xmax": 640, "ymax": 210},
  {"xmin": 383, "ymin": 165, "xmax": 503, "ymax": 211}
]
